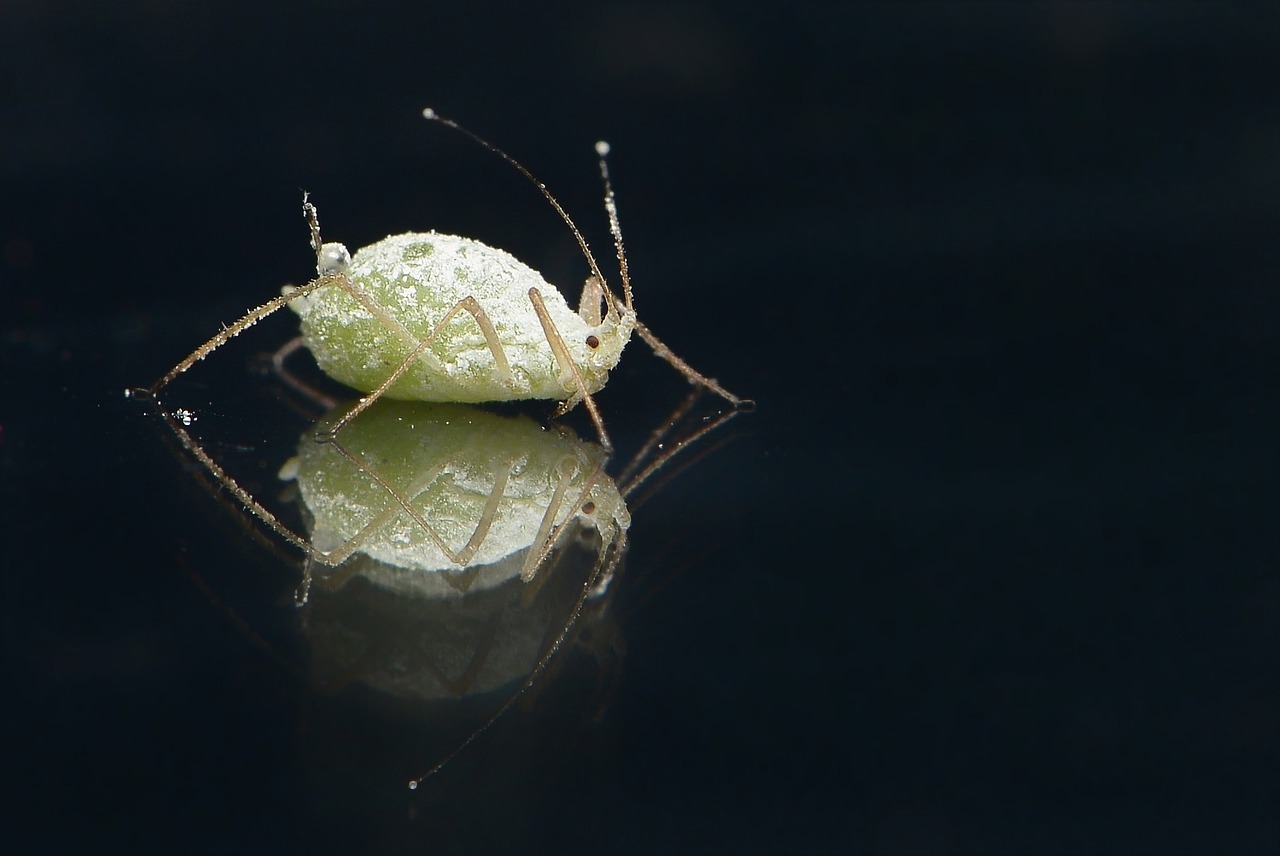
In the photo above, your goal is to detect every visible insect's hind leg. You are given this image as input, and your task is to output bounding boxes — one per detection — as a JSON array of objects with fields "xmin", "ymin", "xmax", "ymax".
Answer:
[
  {"xmin": 314, "ymin": 295, "xmax": 517, "ymax": 442},
  {"xmin": 270, "ymin": 335, "xmax": 342, "ymax": 411}
]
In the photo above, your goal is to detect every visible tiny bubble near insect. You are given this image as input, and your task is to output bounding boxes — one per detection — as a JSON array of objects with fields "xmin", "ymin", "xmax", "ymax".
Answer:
[{"xmin": 135, "ymin": 107, "xmax": 752, "ymax": 450}]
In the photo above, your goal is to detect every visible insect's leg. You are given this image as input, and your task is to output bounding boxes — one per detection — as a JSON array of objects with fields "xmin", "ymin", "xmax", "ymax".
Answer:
[
  {"xmin": 270, "ymin": 334, "xmax": 340, "ymax": 410},
  {"xmin": 272, "ymin": 334, "xmax": 307, "ymax": 373},
  {"xmin": 334, "ymin": 276, "xmax": 515, "ymax": 391},
  {"xmin": 315, "ymin": 295, "xmax": 515, "ymax": 442},
  {"xmin": 576, "ymin": 275, "xmax": 606, "ymax": 326},
  {"xmin": 632, "ymin": 319, "xmax": 754, "ymax": 410},
  {"xmin": 527, "ymin": 287, "xmax": 613, "ymax": 451},
  {"xmin": 137, "ymin": 275, "xmax": 338, "ymax": 399},
  {"xmin": 453, "ymin": 298, "xmax": 514, "ymax": 387}
]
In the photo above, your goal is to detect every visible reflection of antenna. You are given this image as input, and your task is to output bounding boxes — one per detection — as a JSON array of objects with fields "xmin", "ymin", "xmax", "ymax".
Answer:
[
  {"xmin": 617, "ymin": 385, "xmax": 742, "ymax": 501},
  {"xmin": 406, "ymin": 387, "xmax": 745, "ymax": 789},
  {"xmin": 406, "ymin": 527, "xmax": 628, "ymax": 789}
]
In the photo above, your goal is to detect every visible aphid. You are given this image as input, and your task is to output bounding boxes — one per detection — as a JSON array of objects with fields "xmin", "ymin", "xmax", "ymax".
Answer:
[
  {"xmin": 138, "ymin": 108, "xmax": 750, "ymax": 449},
  {"xmin": 129, "ymin": 109, "xmax": 753, "ymax": 789}
]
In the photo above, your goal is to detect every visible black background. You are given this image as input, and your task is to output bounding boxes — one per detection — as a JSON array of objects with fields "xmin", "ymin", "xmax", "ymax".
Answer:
[{"xmin": 3, "ymin": 3, "xmax": 1278, "ymax": 854}]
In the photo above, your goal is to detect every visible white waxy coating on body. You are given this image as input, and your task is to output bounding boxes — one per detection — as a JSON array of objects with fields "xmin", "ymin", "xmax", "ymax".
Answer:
[{"xmin": 288, "ymin": 232, "xmax": 634, "ymax": 403}]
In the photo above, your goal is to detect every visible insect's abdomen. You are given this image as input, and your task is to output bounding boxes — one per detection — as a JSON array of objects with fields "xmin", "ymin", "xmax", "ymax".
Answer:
[{"xmin": 289, "ymin": 232, "xmax": 604, "ymax": 402}]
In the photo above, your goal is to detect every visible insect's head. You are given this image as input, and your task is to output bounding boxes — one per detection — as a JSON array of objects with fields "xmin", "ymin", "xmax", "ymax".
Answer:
[{"xmin": 579, "ymin": 305, "xmax": 636, "ymax": 384}]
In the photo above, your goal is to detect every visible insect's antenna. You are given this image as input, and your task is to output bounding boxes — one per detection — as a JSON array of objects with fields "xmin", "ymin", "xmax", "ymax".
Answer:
[
  {"xmin": 302, "ymin": 191, "xmax": 323, "ymax": 269},
  {"xmin": 422, "ymin": 108, "xmax": 622, "ymax": 317},
  {"xmin": 594, "ymin": 141, "xmax": 633, "ymax": 313}
]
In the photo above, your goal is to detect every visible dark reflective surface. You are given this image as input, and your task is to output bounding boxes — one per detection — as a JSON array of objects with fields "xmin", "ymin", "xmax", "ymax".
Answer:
[{"xmin": 5, "ymin": 4, "xmax": 1279, "ymax": 854}]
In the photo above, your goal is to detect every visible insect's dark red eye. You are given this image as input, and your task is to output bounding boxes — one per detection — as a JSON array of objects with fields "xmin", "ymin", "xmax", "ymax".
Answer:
[
  {"xmin": 586, "ymin": 335, "xmax": 600, "ymax": 349},
  {"xmin": 581, "ymin": 501, "xmax": 596, "ymax": 514}
]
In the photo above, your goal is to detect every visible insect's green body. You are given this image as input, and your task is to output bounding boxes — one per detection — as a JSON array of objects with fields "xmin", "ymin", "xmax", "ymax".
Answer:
[{"xmin": 288, "ymin": 232, "xmax": 634, "ymax": 404}]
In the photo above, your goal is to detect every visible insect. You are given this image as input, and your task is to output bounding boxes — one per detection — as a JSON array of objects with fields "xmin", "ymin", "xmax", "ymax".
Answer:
[
  {"xmin": 138, "ymin": 108, "xmax": 750, "ymax": 450},
  {"xmin": 129, "ymin": 109, "xmax": 753, "ymax": 790}
]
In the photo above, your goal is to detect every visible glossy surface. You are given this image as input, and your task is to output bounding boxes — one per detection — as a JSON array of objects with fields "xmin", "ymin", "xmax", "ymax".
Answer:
[{"xmin": 4, "ymin": 4, "xmax": 1278, "ymax": 854}]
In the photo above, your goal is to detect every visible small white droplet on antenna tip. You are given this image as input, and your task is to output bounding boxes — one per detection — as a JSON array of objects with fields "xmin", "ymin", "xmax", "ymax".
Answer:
[
  {"xmin": 595, "ymin": 141, "xmax": 610, "ymax": 157},
  {"xmin": 422, "ymin": 107, "xmax": 437, "ymax": 120}
]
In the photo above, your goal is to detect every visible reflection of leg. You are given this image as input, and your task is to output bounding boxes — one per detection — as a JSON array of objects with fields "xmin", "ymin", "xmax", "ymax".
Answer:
[
  {"xmin": 316, "ymin": 294, "xmax": 516, "ymax": 442},
  {"xmin": 520, "ymin": 456, "xmax": 579, "ymax": 583},
  {"xmin": 616, "ymin": 385, "xmax": 704, "ymax": 487},
  {"xmin": 154, "ymin": 406, "xmax": 314, "ymax": 557},
  {"xmin": 322, "ymin": 437, "xmax": 514, "ymax": 568},
  {"xmin": 519, "ymin": 454, "xmax": 612, "ymax": 588},
  {"xmin": 421, "ymin": 605, "xmax": 506, "ymax": 697},
  {"xmin": 528, "ymin": 286, "xmax": 612, "ymax": 451},
  {"xmin": 301, "ymin": 551, "xmax": 366, "ymax": 601}
]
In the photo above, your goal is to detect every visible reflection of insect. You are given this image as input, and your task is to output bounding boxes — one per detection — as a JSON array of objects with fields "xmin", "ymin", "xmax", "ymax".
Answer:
[
  {"xmin": 138, "ymin": 108, "xmax": 750, "ymax": 449},
  {"xmin": 279, "ymin": 400, "xmax": 644, "ymax": 788},
  {"xmin": 145, "ymin": 381, "xmax": 741, "ymax": 790},
  {"xmin": 282, "ymin": 399, "xmax": 630, "ymax": 584}
]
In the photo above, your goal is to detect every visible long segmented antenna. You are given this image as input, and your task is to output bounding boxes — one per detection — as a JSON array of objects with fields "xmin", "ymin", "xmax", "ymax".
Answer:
[
  {"xmin": 593, "ymin": 141, "xmax": 633, "ymax": 313},
  {"xmin": 422, "ymin": 107, "xmax": 626, "ymax": 319},
  {"xmin": 424, "ymin": 107, "xmax": 752, "ymax": 411},
  {"xmin": 303, "ymin": 192, "xmax": 322, "ymax": 261}
]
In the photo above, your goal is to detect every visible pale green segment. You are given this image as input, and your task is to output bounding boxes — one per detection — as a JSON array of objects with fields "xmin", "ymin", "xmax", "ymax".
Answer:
[
  {"xmin": 288, "ymin": 232, "xmax": 631, "ymax": 403},
  {"xmin": 294, "ymin": 400, "xmax": 629, "ymax": 576}
]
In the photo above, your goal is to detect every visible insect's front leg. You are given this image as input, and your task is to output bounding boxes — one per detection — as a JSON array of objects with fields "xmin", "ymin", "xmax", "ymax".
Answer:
[{"xmin": 528, "ymin": 287, "xmax": 613, "ymax": 451}]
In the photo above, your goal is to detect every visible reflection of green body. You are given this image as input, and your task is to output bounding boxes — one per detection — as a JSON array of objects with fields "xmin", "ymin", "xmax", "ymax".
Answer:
[
  {"xmin": 287, "ymin": 233, "xmax": 633, "ymax": 402},
  {"xmin": 288, "ymin": 400, "xmax": 629, "ymax": 579}
]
